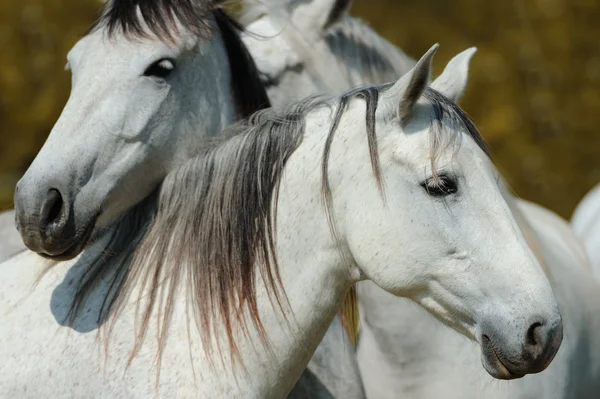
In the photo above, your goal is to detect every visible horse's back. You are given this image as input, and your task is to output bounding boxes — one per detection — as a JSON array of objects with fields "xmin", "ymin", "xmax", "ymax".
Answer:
[
  {"xmin": 517, "ymin": 199, "xmax": 591, "ymax": 271},
  {"xmin": 571, "ymin": 183, "xmax": 600, "ymax": 274},
  {"xmin": 0, "ymin": 209, "xmax": 25, "ymax": 263},
  {"xmin": 571, "ymin": 183, "xmax": 600, "ymax": 236}
]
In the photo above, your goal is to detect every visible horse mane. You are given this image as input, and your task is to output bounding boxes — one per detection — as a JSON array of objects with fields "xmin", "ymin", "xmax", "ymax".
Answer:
[
  {"xmin": 324, "ymin": 17, "xmax": 416, "ymax": 86},
  {"xmin": 421, "ymin": 88, "xmax": 489, "ymax": 159},
  {"xmin": 91, "ymin": 85, "xmax": 385, "ymax": 368}
]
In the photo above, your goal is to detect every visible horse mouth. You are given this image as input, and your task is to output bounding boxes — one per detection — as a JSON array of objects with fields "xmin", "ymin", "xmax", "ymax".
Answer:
[
  {"xmin": 480, "ymin": 335, "xmax": 525, "ymax": 380},
  {"xmin": 39, "ymin": 216, "xmax": 98, "ymax": 261}
]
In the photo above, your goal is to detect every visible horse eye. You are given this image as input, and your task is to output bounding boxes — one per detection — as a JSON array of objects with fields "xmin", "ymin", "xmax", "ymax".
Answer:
[
  {"xmin": 144, "ymin": 58, "xmax": 175, "ymax": 79},
  {"xmin": 421, "ymin": 174, "xmax": 459, "ymax": 197}
]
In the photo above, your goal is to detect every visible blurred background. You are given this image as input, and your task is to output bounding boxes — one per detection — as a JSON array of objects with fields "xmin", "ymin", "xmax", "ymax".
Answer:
[{"xmin": 0, "ymin": 0, "xmax": 598, "ymax": 218}]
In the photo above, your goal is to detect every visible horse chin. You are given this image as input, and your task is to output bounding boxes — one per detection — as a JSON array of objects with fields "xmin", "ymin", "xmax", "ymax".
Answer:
[
  {"xmin": 39, "ymin": 216, "xmax": 98, "ymax": 262},
  {"xmin": 480, "ymin": 336, "xmax": 526, "ymax": 380}
]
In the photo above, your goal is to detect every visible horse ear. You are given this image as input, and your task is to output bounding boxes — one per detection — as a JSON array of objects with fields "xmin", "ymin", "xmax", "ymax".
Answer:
[
  {"xmin": 291, "ymin": 0, "xmax": 353, "ymax": 34},
  {"xmin": 431, "ymin": 47, "xmax": 477, "ymax": 102},
  {"xmin": 380, "ymin": 44, "xmax": 438, "ymax": 123}
]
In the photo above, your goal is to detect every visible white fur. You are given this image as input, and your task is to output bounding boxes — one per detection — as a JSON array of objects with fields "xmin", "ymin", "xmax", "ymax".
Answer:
[
  {"xmin": 0, "ymin": 210, "xmax": 21, "ymax": 263},
  {"xmin": 357, "ymin": 194, "xmax": 600, "ymax": 399}
]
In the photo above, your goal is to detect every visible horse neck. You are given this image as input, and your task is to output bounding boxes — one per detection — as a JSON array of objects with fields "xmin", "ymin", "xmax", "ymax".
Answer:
[{"xmin": 234, "ymin": 127, "xmax": 353, "ymax": 397}]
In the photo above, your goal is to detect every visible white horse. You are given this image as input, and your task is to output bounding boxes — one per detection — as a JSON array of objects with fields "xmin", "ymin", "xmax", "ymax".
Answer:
[
  {"xmin": 354, "ymin": 57, "xmax": 600, "ymax": 399},
  {"xmin": 238, "ymin": 4, "xmax": 600, "ymax": 397},
  {"xmin": 571, "ymin": 183, "xmax": 600, "ymax": 274},
  {"xmin": 0, "ymin": 44, "xmax": 563, "ymax": 398},
  {"xmin": 0, "ymin": 2, "xmax": 269, "ymax": 259}
]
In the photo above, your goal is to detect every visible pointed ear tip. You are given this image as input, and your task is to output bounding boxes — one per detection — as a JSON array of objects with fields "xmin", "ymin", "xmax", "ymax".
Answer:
[
  {"xmin": 428, "ymin": 43, "xmax": 440, "ymax": 55},
  {"xmin": 466, "ymin": 47, "xmax": 478, "ymax": 57},
  {"xmin": 449, "ymin": 47, "xmax": 478, "ymax": 66},
  {"xmin": 417, "ymin": 43, "xmax": 440, "ymax": 66}
]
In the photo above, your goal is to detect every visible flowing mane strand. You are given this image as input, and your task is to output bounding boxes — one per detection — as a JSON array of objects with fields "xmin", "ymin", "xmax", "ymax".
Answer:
[
  {"xmin": 116, "ymin": 96, "xmax": 327, "ymax": 366},
  {"xmin": 421, "ymin": 88, "xmax": 490, "ymax": 166},
  {"xmin": 107, "ymin": 86, "xmax": 387, "ymax": 367}
]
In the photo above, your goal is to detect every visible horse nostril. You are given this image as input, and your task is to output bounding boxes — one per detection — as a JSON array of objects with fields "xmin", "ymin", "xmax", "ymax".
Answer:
[
  {"xmin": 526, "ymin": 322, "xmax": 544, "ymax": 347},
  {"xmin": 523, "ymin": 321, "xmax": 547, "ymax": 362},
  {"xmin": 41, "ymin": 189, "xmax": 65, "ymax": 234}
]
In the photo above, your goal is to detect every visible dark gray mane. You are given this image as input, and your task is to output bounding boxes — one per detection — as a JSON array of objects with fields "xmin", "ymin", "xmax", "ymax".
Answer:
[
  {"xmin": 421, "ymin": 88, "xmax": 490, "ymax": 158},
  {"xmin": 92, "ymin": 0, "xmax": 270, "ymax": 119}
]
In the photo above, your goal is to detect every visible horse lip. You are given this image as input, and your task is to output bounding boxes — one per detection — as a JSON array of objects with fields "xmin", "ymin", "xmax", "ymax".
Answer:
[
  {"xmin": 39, "ymin": 214, "xmax": 99, "ymax": 261},
  {"xmin": 481, "ymin": 335, "xmax": 525, "ymax": 380}
]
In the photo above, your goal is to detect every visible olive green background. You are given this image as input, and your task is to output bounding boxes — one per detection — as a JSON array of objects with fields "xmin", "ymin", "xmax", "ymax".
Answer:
[{"xmin": 1, "ymin": 0, "xmax": 599, "ymax": 218}]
